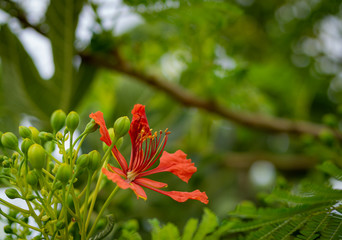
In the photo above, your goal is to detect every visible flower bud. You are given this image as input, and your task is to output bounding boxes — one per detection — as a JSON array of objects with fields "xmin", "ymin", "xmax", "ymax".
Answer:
[
  {"xmin": 29, "ymin": 127, "xmax": 41, "ymax": 144},
  {"xmin": 56, "ymin": 220, "xmax": 65, "ymax": 230},
  {"xmin": 76, "ymin": 154, "xmax": 89, "ymax": 169},
  {"xmin": 41, "ymin": 215, "xmax": 50, "ymax": 222},
  {"xmin": 26, "ymin": 194, "xmax": 36, "ymax": 201},
  {"xmin": 56, "ymin": 163, "xmax": 73, "ymax": 184},
  {"xmin": 66, "ymin": 111, "xmax": 79, "ymax": 134},
  {"xmin": 84, "ymin": 119, "xmax": 98, "ymax": 134},
  {"xmin": 88, "ymin": 150, "xmax": 101, "ymax": 171},
  {"xmin": 19, "ymin": 126, "xmax": 32, "ymax": 139},
  {"xmin": 4, "ymin": 225, "xmax": 13, "ymax": 234},
  {"xmin": 28, "ymin": 144, "xmax": 46, "ymax": 170},
  {"xmin": 5, "ymin": 188, "xmax": 21, "ymax": 199},
  {"xmin": 38, "ymin": 132, "xmax": 54, "ymax": 142},
  {"xmin": 114, "ymin": 116, "xmax": 130, "ymax": 138},
  {"xmin": 21, "ymin": 138, "xmax": 34, "ymax": 155},
  {"xmin": 41, "ymin": 188, "xmax": 48, "ymax": 197},
  {"xmin": 1, "ymin": 132, "xmax": 18, "ymax": 150},
  {"xmin": 51, "ymin": 109, "xmax": 66, "ymax": 132},
  {"xmin": 2, "ymin": 160, "xmax": 10, "ymax": 168},
  {"xmin": 27, "ymin": 170, "xmax": 39, "ymax": 186},
  {"xmin": 44, "ymin": 141, "xmax": 55, "ymax": 153}
]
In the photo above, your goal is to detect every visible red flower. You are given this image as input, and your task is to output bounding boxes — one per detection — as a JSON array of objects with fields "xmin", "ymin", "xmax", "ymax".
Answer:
[{"xmin": 89, "ymin": 104, "xmax": 208, "ymax": 204}]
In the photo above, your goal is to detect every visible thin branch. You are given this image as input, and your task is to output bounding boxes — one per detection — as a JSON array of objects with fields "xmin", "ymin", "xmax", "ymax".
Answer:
[
  {"xmin": 222, "ymin": 152, "xmax": 317, "ymax": 170},
  {"xmin": 4, "ymin": 5, "xmax": 341, "ymax": 139},
  {"xmin": 80, "ymin": 51, "xmax": 342, "ymax": 139}
]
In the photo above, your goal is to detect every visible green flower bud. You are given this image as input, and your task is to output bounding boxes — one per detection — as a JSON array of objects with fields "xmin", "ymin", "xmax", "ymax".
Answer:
[
  {"xmin": 4, "ymin": 225, "xmax": 13, "ymax": 234},
  {"xmin": 56, "ymin": 220, "xmax": 65, "ymax": 230},
  {"xmin": 84, "ymin": 119, "xmax": 98, "ymax": 134},
  {"xmin": 38, "ymin": 132, "xmax": 54, "ymax": 142},
  {"xmin": 5, "ymin": 188, "xmax": 21, "ymax": 199},
  {"xmin": 2, "ymin": 160, "xmax": 10, "ymax": 168},
  {"xmin": 41, "ymin": 188, "xmax": 48, "ymax": 197},
  {"xmin": 116, "ymin": 137, "xmax": 123, "ymax": 149},
  {"xmin": 1, "ymin": 132, "xmax": 18, "ymax": 150},
  {"xmin": 29, "ymin": 127, "xmax": 41, "ymax": 144},
  {"xmin": 76, "ymin": 154, "xmax": 89, "ymax": 169},
  {"xmin": 66, "ymin": 111, "xmax": 80, "ymax": 134},
  {"xmin": 56, "ymin": 163, "xmax": 73, "ymax": 184},
  {"xmin": 41, "ymin": 215, "xmax": 50, "ymax": 222},
  {"xmin": 44, "ymin": 141, "xmax": 55, "ymax": 153},
  {"xmin": 28, "ymin": 144, "xmax": 46, "ymax": 170},
  {"xmin": 21, "ymin": 138, "xmax": 34, "ymax": 155},
  {"xmin": 27, "ymin": 170, "xmax": 39, "ymax": 186},
  {"xmin": 114, "ymin": 116, "xmax": 130, "ymax": 138},
  {"xmin": 88, "ymin": 150, "xmax": 101, "ymax": 171},
  {"xmin": 26, "ymin": 194, "xmax": 36, "ymax": 201},
  {"xmin": 56, "ymin": 132, "xmax": 63, "ymax": 140},
  {"xmin": 19, "ymin": 126, "xmax": 32, "ymax": 139},
  {"xmin": 51, "ymin": 110, "xmax": 66, "ymax": 133}
]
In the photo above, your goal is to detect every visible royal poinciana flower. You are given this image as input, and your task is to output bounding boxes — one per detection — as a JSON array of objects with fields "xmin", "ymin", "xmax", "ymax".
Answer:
[{"xmin": 89, "ymin": 104, "xmax": 208, "ymax": 204}]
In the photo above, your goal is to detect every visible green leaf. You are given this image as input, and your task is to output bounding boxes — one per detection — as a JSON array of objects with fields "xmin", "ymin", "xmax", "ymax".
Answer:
[
  {"xmin": 181, "ymin": 218, "xmax": 198, "ymax": 240},
  {"xmin": 149, "ymin": 218, "xmax": 180, "ymax": 240},
  {"xmin": 45, "ymin": 0, "xmax": 85, "ymax": 109},
  {"xmin": 0, "ymin": 25, "xmax": 58, "ymax": 123},
  {"xmin": 318, "ymin": 161, "xmax": 342, "ymax": 181},
  {"xmin": 193, "ymin": 208, "xmax": 218, "ymax": 240}
]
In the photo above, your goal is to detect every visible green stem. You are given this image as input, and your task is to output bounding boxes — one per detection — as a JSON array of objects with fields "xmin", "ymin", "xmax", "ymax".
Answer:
[
  {"xmin": 82, "ymin": 172, "xmax": 92, "ymax": 240},
  {"xmin": 86, "ymin": 186, "xmax": 119, "ymax": 239},
  {"xmin": 72, "ymin": 133, "xmax": 87, "ymax": 166},
  {"xmin": 0, "ymin": 208, "xmax": 43, "ymax": 233},
  {"xmin": 84, "ymin": 137, "xmax": 118, "ymax": 232},
  {"xmin": 62, "ymin": 186, "xmax": 69, "ymax": 240},
  {"xmin": 0, "ymin": 198, "xmax": 30, "ymax": 214},
  {"xmin": 35, "ymin": 190, "xmax": 56, "ymax": 219},
  {"xmin": 69, "ymin": 132, "xmax": 73, "ymax": 167}
]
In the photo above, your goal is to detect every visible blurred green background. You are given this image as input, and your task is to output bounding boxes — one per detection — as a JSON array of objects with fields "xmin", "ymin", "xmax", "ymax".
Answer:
[{"xmin": 0, "ymin": 0, "xmax": 342, "ymax": 237}]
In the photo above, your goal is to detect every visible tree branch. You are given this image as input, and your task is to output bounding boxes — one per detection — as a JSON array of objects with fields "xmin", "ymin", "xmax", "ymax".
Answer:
[
  {"xmin": 4, "ymin": 6, "xmax": 341, "ymax": 139},
  {"xmin": 80, "ymin": 51, "xmax": 342, "ymax": 139},
  {"xmin": 222, "ymin": 152, "xmax": 317, "ymax": 170}
]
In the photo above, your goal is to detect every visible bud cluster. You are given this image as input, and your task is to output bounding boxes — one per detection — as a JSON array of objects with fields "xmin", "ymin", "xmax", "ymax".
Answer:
[{"xmin": 0, "ymin": 109, "xmax": 130, "ymax": 239}]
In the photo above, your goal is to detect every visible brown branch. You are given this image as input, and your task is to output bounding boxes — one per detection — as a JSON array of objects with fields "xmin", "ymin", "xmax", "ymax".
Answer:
[
  {"xmin": 80, "ymin": 51, "xmax": 342, "ymax": 139},
  {"xmin": 4, "ymin": 6, "xmax": 340, "ymax": 139},
  {"xmin": 222, "ymin": 152, "xmax": 317, "ymax": 170}
]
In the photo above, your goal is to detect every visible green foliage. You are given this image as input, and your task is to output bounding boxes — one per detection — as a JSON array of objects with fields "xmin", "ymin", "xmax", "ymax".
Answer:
[{"xmin": 216, "ymin": 161, "xmax": 342, "ymax": 239}]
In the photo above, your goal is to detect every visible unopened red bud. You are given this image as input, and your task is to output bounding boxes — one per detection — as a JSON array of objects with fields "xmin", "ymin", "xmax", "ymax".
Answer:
[
  {"xmin": 114, "ymin": 116, "xmax": 130, "ymax": 138},
  {"xmin": 1, "ymin": 132, "xmax": 19, "ymax": 151},
  {"xmin": 66, "ymin": 111, "xmax": 80, "ymax": 134},
  {"xmin": 19, "ymin": 126, "xmax": 32, "ymax": 139},
  {"xmin": 51, "ymin": 110, "xmax": 66, "ymax": 132},
  {"xmin": 88, "ymin": 150, "xmax": 101, "ymax": 171},
  {"xmin": 28, "ymin": 144, "xmax": 46, "ymax": 170},
  {"xmin": 56, "ymin": 163, "xmax": 73, "ymax": 184}
]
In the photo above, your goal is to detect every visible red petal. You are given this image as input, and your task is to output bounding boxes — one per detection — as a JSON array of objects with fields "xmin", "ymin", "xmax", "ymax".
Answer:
[
  {"xmin": 89, "ymin": 112, "xmax": 112, "ymax": 146},
  {"xmin": 107, "ymin": 164, "xmax": 126, "ymax": 177},
  {"xmin": 102, "ymin": 168, "xmax": 147, "ymax": 200},
  {"xmin": 111, "ymin": 146, "xmax": 128, "ymax": 172},
  {"xmin": 140, "ymin": 150, "xmax": 197, "ymax": 183},
  {"xmin": 129, "ymin": 104, "xmax": 150, "ymax": 146},
  {"xmin": 134, "ymin": 178, "xmax": 168, "ymax": 189},
  {"xmin": 139, "ymin": 181, "xmax": 208, "ymax": 204},
  {"xmin": 130, "ymin": 182, "xmax": 147, "ymax": 200},
  {"xmin": 102, "ymin": 168, "xmax": 130, "ymax": 189}
]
